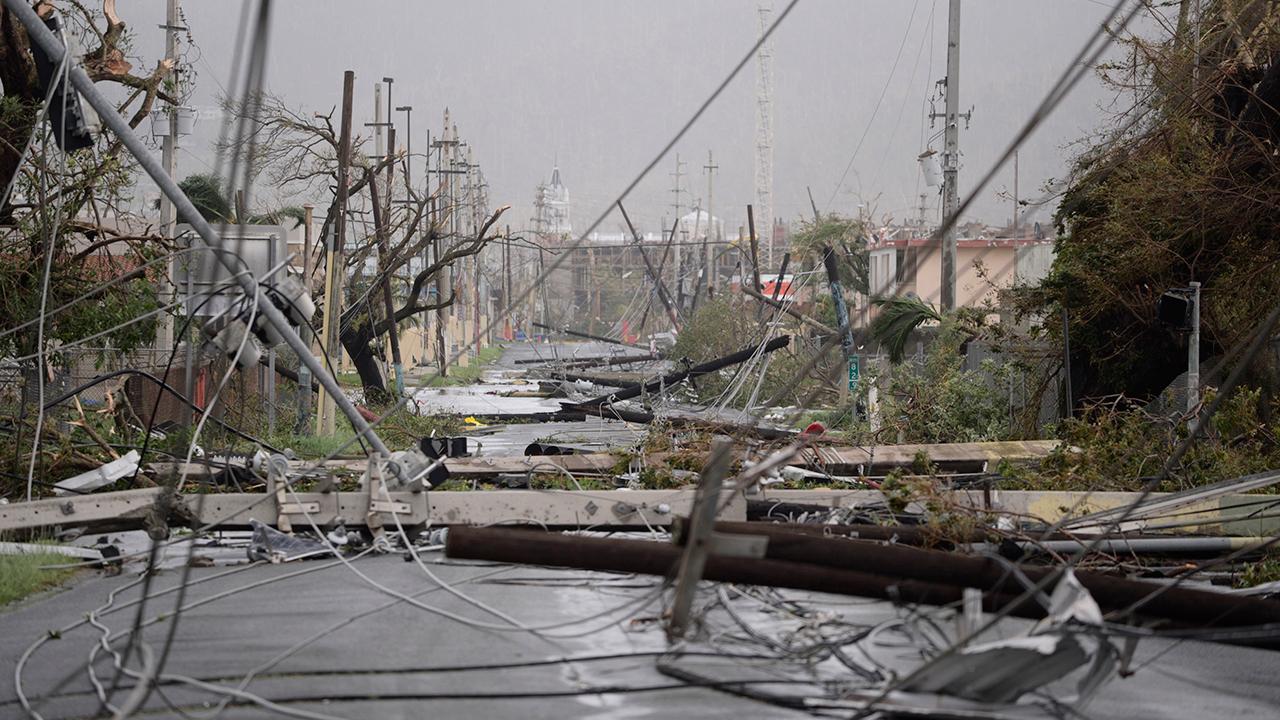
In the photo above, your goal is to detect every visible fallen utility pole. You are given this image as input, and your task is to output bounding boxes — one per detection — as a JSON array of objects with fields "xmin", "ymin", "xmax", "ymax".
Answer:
[
  {"xmin": 532, "ymin": 322, "xmax": 647, "ymax": 349},
  {"xmin": 568, "ymin": 335, "xmax": 791, "ymax": 408},
  {"xmin": 742, "ymin": 284, "xmax": 833, "ymax": 334},
  {"xmin": 446, "ymin": 526, "xmax": 1029, "ymax": 617},
  {"xmin": 617, "ymin": 201, "xmax": 682, "ymax": 331},
  {"xmin": 0, "ymin": 488, "xmax": 747, "ymax": 534},
  {"xmin": 513, "ymin": 353, "xmax": 656, "ymax": 367},
  {"xmin": 700, "ymin": 523, "xmax": 1280, "ymax": 630},
  {"xmin": 577, "ymin": 402, "xmax": 796, "ymax": 440},
  {"xmin": 3, "ymin": 4, "xmax": 392, "ymax": 456},
  {"xmin": 447, "ymin": 526, "xmax": 1280, "ymax": 637},
  {"xmin": 547, "ymin": 370, "xmax": 647, "ymax": 386}
]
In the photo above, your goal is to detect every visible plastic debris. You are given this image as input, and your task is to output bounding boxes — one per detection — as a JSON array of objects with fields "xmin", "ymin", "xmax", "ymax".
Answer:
[
  {"xmin": 52, "ymin": 450, "xmax": 140, "ymax": 495},
  {"xmin": 246, "ymin": 519, "xmax": 332, "ymax": 563}
]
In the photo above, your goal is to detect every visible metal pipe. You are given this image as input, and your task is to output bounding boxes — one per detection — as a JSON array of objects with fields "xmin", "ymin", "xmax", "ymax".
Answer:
[
  {"xmin": 998, "ymin": 536, "xmax": 1272, "ymax": 556},
  {"xmin": 3, "ymin": 0, "xmax": 391, "ymax": 459}
]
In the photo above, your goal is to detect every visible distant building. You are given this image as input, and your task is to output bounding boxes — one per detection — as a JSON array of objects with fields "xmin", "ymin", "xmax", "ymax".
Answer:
[
  {"xmin": 536, "ymin": 165, "xmax": 572, "ymax": 239},
  {"xmin": 867, "ymin": 228, "xmax": 1053, "ymax": 318}
]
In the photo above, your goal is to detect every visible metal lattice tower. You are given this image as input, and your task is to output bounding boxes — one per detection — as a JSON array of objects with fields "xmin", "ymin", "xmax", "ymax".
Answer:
[{"xmin": 754, "ymin": 1, "xmax": 775, "ymax": 267}]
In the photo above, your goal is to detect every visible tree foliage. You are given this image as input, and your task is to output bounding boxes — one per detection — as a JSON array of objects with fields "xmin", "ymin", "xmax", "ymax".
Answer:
[
  {"xmin": 1004, "ymin": 387, "xmax": 1280, "ymax": 492},
  {"xmin": 177, "ymin": 173, "xmax": 232, "ymax": 224},
  {"xmin": 870, "ymin": 296, "xmax": 943, "ymax": 363},
  {"xmin": 789, "ymin": 213, "xmax": 869, "ymax": 295},
  {"xmin": 222, "ymin": 91, "xmax": 507, "ymax": 398},
  {"xmin": 875, "ymin": 319, "xmax": 1015, "ymax": 444},
  {"xmin": 0, "ymin": 3, "xmax": 183, "ymax": 362},
  {"xmin": 1017, "ymin": 1, "xmax": 1280, "ymax": 402}
]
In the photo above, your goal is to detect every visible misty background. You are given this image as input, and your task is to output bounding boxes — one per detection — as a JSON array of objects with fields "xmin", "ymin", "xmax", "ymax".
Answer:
[{"xmin": 124, "ymin": 0, "xmax": 1123, "ymax": 238}]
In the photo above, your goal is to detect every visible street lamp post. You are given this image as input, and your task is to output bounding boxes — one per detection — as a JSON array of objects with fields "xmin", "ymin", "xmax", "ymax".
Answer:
[{"xmin": 396, "ymin": 105, "xmax": 413, "ymax": 192}]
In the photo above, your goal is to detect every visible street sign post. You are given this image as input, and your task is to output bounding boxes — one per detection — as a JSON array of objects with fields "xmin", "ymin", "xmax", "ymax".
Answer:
[{"xmin": 848, "ymin": 355, "xmax": 860, "ymax": 393}]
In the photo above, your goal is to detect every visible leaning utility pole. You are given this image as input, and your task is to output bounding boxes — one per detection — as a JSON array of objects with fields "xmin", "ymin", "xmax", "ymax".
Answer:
[
  {"xmin": 318, "ymin": 70, "xmax": 355, "ymax": 437},
  {"xmin": 618, "ymin": 202, "xmax": 681, "ymax": 331},
  {"xmin": 940, "ymin": 0, "xmax": 962, "ymax": 311}
]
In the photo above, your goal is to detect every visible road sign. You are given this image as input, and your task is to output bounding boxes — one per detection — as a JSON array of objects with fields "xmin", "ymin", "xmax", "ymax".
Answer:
[{"xmin": 848, "ymin": 355, "xmax": 860, "ymax": 392}]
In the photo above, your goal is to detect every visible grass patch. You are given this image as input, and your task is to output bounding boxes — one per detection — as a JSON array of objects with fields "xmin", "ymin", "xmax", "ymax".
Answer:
[{"xmin": 0, "ymin": 552, "xmax": 77, "ymax": 606}]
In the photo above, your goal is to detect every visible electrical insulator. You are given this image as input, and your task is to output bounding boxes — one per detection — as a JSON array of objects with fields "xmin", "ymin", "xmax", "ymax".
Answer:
[
  {"xmin": 268, "ymin": 275, "xmax": 316, "ymax": 327},
  {"xmin": 203, "ymin": 316, "xmax": 261, "ymax": 369}
]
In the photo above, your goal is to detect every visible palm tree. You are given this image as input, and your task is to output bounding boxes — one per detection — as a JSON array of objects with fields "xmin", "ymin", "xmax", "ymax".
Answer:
[
  {"xmin": 176, "ymin": 174, "xmax": 306, "ymax": 229},
  {"xmin": 177, "ymin": 173, "xmax": 232, "ymax": 224},
  {"xmin": 870, "ymin": 296, "xmax": 943, "ymax": 363}
]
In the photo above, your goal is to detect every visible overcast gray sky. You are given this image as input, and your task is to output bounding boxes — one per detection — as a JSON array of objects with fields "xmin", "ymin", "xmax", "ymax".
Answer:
[{"xmin": 126, "ymin": 0, "xmax": 1122, "ymax": 237}]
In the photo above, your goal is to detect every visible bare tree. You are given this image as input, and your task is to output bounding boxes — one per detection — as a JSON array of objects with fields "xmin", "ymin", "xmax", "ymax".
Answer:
[{"xmin": 222, "ymin": 91, "xmax": 506, "ymax": 399}]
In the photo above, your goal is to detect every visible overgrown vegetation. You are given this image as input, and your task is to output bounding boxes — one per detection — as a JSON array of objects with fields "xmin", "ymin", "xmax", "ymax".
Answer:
[
  {"xmin": 1003, "ymin": 387, "xmax": 1280, "ymax": 492},
  {"xmin": 1014, "ymin": 1, "xmax": 1280, "ymax": 403},
  {"xmin": 874, "ymin": 319, "xmax": 1018, "ymax": 445}
]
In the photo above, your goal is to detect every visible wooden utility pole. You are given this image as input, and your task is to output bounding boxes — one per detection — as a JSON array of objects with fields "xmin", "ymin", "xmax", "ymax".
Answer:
[
  {"xmin": 374, "ymin": 126, "xmax": 405, "ymax": 396},
  {"xmin": 318, "ymin": 70, "xmax": 354, "ymax": 436},
  {"xmin": 747, "ymin": 204, "xmax": 763, "ymax": 293}
]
